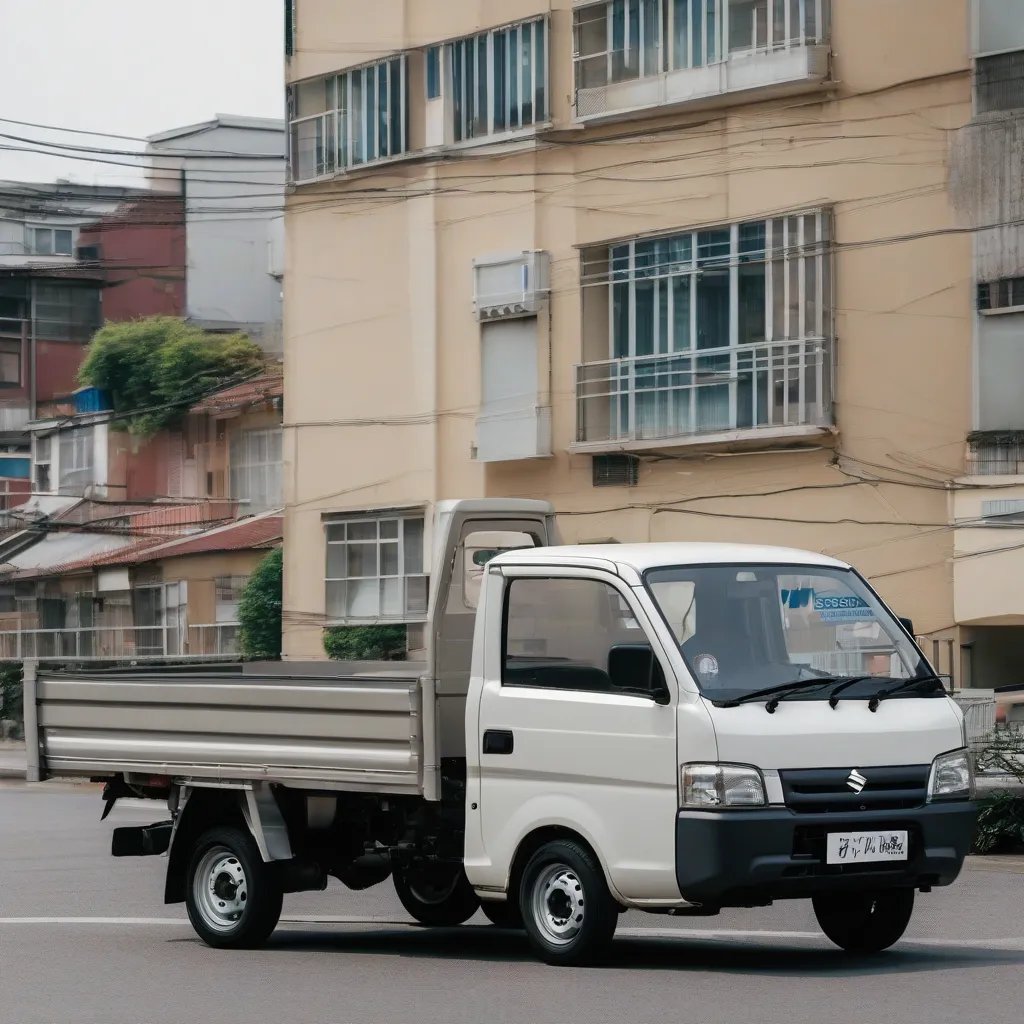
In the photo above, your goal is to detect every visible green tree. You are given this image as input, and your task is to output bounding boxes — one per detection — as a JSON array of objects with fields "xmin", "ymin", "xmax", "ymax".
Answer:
[
  {"xmin": 238, "ymin": 548, "xmax": 283, "ymax": 660},
  {"xmin": 323, "ymin": 625, "xmax": 407, "ymax": 661},
  {"xmin": 78, "ymin": 316, "xmax": 264, "ymax": 436}
]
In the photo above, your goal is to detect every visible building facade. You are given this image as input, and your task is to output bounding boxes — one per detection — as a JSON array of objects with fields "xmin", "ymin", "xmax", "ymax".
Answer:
[
  {"xmin": 146, "ymin": 116, "xmax": 287, "ymax": 354},
  {"xmin": 283, "ymin": 0, "xmax": 1024, "ymax": 687},
  {"xmin": 0, "ymin": 181, "xmax": 186, "ymax": 505}
]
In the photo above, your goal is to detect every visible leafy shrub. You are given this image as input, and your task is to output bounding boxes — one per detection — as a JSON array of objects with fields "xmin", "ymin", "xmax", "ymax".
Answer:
[
  {"xmin": 238, "ymin": 549, "xmax": 283, "ymax": 661},
  {"xmin": 323, "ymin": 625, "xmax": 407, "ymax": 661},
  {"xmin": 78, "ymin": 316, "xmax": 264, "ymax": 436},
  {"xmin": 0, "ymin": 663, "xmax": 23, "ymax": 739},
  {"xmin": 971, "ymin": 728, "xmax": 1024, "ymax": 854}
]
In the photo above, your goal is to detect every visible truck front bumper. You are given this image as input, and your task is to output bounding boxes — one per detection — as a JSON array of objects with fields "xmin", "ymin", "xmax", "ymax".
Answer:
[{"xmin": 676, "ymin": 801, "xmax": 978, "ymax": 907}]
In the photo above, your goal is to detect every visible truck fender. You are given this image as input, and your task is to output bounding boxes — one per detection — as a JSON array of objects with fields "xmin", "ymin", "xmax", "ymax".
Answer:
[{"xmin": 163, "ymin": 783, "xmax": 293, "ymax": 904}]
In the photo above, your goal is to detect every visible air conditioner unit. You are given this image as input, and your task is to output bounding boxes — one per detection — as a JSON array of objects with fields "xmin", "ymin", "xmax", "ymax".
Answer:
[{"xmin": 472, "ymin": 251, "xmax": 550, "ymax": 322}]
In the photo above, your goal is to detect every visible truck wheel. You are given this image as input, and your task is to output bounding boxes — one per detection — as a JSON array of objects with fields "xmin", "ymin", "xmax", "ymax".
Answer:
[
  {"xmin": 185, "ymin": 826, "xmax": 282, "ymax": 949},
  {"xmin": 480, "ymin": 899, "xmax": 522, "ymax": 929},
  {"xmin": 393, "ymin": 863, "xmax": 479, "ymax": 926},
  {"xmin": 813, "ymin": 889, "xmax": 915, "ymax": 953},
  {"xmin": 519, "ymin": 839, "xmax": 618, "ymax": 966}
]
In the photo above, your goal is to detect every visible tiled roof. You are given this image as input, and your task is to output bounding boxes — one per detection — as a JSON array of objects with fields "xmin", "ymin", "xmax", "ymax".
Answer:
[
  {"xmin": 6, "ymin": 513, "xmax": 282, "ymax": 580},
  {"xmin": 191, "ymin": 374, "xmax": 283, "ymax": 414}
]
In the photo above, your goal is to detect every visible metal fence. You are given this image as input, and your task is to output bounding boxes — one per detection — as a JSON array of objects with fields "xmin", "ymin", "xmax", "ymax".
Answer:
[{"xmin": 0, "ymin": 623, "xmax": 240, "ymax": 661}]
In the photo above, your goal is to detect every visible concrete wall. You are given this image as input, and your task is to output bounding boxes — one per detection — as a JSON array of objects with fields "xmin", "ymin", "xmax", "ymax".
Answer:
[
  {"xmin": 148, "ymin": 121, "xmax": 285, "ymax": 351},
  {"xmin": 283, "ymin": 0, "xmax": 976, "ymax": 659}
]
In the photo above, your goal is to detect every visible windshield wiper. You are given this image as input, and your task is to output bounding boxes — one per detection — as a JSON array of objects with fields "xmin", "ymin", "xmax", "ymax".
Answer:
[
  {"xmin": 714, "ymin": 677, "xmax": 838, "ymax": 712},
  {"xmin": 868, "ymin": 674, "xmax": 946, "ymax": 712},
  {"xmin": 827, "ymin": 675, "xmax": 874, "ymax": 709}
]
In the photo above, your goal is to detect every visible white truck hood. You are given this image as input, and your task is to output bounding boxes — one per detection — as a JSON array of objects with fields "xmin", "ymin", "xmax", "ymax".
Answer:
[{"xmin": 706, "ymin": 696, "xmax": 964, "ymax": 769}]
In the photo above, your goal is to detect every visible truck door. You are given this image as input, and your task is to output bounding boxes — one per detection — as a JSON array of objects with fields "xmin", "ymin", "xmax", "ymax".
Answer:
[
  {"xmin": 474, "ymin": 567, "xmax": 679, "ymax": 902},
  {"xmin": 428, "ymin": 501, "xmax": 557, "ymax": 762}
]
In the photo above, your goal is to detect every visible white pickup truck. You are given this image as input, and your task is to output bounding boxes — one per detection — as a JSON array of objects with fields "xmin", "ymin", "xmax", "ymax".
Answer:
[{"xmin": 25, "ymin": 499, "xmax": 977, "ymax": 966}]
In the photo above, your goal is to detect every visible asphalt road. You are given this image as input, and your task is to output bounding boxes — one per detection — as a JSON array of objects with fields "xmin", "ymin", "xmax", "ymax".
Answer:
[{"xmin": 2, "ymin": 781, "xmax": 1023, "ymax": 1024}]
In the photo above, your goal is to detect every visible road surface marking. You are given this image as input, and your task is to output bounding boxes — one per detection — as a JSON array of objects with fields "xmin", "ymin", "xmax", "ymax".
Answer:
[{"xmin": 0, "ymin": 918, "xmax": 1021, "ymax": 950}]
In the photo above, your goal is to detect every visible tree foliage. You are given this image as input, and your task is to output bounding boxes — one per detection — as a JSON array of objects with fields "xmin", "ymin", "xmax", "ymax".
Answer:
[
  {"xmin": 323, "ymin": 625, "xmax": 407, "ymax": 661},
  {"xmin": 971, "ymin": 729, "xmax": 1024, "ymax": 854},
  {"xmin": 0, "ymin": 662, "xmax": 23, "ymax": 738},
  {"xmin": 238, "ymin": 548, "xmax": 283, "ymax": 661},
  {"xmin": 78, "ymin": 316, "xmax": 264, "ymax": 436}
]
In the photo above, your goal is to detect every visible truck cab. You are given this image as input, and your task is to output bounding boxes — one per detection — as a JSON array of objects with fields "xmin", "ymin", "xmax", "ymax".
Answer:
[{"xmin": 463, "ymin": 542, "xmax": 976, "ymax": 964}]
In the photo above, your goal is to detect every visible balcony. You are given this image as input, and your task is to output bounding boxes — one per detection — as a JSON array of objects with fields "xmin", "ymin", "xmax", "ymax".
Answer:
[
  {"xmin": 574, "ymin": 0, "xmax": 830, "ymax": 124},
  {"xmin": 573, "ymin": 337, "xmax": 832, "ymax": 451}
]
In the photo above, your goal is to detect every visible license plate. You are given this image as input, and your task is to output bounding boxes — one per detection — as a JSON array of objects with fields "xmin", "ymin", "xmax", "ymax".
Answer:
[{"xmin": 826, "ymin": 830, "xmax": 908, "ymax": 865}]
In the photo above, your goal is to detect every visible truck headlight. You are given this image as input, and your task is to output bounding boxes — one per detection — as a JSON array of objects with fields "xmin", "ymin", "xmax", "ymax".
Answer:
[
  {"xmin": 681, "ymin": 763, "xmax": 766, "ymax": 808},
  {"xmin": 927, "ymin": 748, "xmax": 974, "ymax": 802}
]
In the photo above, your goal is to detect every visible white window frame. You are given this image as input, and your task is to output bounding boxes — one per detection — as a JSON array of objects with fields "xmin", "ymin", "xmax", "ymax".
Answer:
[
  {"xmin": 580, "ymin": 209, "xmax": 832, "ymax": 440},
  {"xmin": 229, "ymin": 427, "xmax": 283, "ymax": 514},
  {"xmin": 26, "ymin": 225, "xmax": 74, "ymax": 257},
  {"xmin": 57, "ymin": 427, "xmax": 94, "ymax": 493},
  {"xmin": 448, "ymin": 16, "xmax": 549, "ymax": 143},
  {"xmin": 324, "ymin": 512, "xmax": 428, "ymax": 624},
  {"xmin": 289, "ymin": 55, "xmax": 409, "ymax": 182},
  {"xmin": 573, "ymin": 0, "xmax": 826, "ymax": 90}
]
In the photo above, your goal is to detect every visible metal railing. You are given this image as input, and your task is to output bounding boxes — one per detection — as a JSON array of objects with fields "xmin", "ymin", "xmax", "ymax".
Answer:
[
  {"xmin": 575, "ymin": 337, "xmax": 832, "ymax": 445},
  {"xmin": 0, "ymin": 623, "xmax": 241, "ymax": 661}
]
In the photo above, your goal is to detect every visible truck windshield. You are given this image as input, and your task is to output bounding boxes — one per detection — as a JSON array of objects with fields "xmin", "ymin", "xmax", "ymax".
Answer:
[{"xmin": 644, "ymin": 564, "xmax": 932, "ymax": 704}]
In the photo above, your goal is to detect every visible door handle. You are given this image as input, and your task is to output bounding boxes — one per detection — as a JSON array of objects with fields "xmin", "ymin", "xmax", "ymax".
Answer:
[{"xmin": 482, "ymin": 729, "xmax": 514, "ymax": 755}]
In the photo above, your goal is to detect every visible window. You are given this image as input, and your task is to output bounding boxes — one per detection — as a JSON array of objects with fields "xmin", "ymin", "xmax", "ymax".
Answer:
[
  {"xmin": 575, "ymin": 0, "xmax": 826, "ymax": 91},
  {"xmin": 426, "ymin": 46, "xmax": 441, "ymax": 99},
  {"xmin": 0, "ymin": 348, "xmax": 19, "ymax": 384},
  {"xmin": 324, "ymin": 513, "xmax": 427, "ymax": 622},
  {"xmin": 502, "ymin": 576, "xmax": 663, "ymax": 695},
  {"xmin": 58, "ymin": 427, "xmax": 94, "ymax": 493},
  {"xmin": 229, "ymin": 427, "xmax": 282, "ymax": 514},
  {"xmin": 451, "ymin": 17, "xmax": 548, "ymax": 142},
  {"xmin": 973, "ymin": 1, "xmax": 1024, "ymax": 113},
  {"xmin": 33, "ymin": 283, "xmax": 102, "ymax": 342},
  {"xmin": 577, "ymin": 210, "xmax": 832, "ymax": 443},
  {"xmin": 979, "ymin": 277, "xmax": 1024, "ymax": 311},
  {"xmin": 289, "ymin": 57, "xmax": 409, "ymax": 181},
  {"xmin": 285, "ymin": 0, "xmax": 296, "ymax": 58},
  {"xmin": 646, "ymin": 564, "xmax": 926, "ymax": 703},
  {"xmin": 34, "ymin": 436, "xmax": 51, "ymax": 492},
  {"xmin": 215, "ymin": 575, "xmax": 247, "ymax": 621},
  {"xmin": 26, "ymin": 226, "xmax": 74, "ymax": 257},
  {"xmin": 976, "ymin": 51, "xmax": 1024, "ymax": 113}
]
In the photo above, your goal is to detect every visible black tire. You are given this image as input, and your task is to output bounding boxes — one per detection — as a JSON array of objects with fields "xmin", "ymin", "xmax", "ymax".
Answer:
[
  {"xmin": 480, "ymin": 899, "xmax": 523, "ymax": 929},
  {"xmin": 519, "ymin": 839, "xmax": 618, "ymax": 966},
  {"xmin": 185, "ymin": 825, "xmax": 283, "ymax": 949},
  {"xmin": 393, "ymin": 863, "xmax": 480, "ymax": 926},
  {"xmin": 813, "ymin": 888, "xmax": 915, "ymax": 953}
]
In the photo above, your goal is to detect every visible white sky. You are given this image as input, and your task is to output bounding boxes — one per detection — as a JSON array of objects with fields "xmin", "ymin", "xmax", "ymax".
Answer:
[{"xmin": 0, "ymin": 0, "xmax": 284, "ymax": 186}]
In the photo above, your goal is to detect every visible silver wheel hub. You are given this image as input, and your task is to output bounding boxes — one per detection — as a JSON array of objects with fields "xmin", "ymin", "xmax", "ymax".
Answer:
[
  {"xmin": 532, "ymin": 864, "xmax": 585, "ymax": 946},
  {"xmin": 193, "ymin": 846, "xmax": 248, "ymax": 932}
]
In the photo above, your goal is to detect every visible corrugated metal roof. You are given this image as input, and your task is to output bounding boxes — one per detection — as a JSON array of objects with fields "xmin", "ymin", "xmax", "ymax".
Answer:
[{"xmin": 4, "ymin": 531, "xmax": 136, "ymax": 573}]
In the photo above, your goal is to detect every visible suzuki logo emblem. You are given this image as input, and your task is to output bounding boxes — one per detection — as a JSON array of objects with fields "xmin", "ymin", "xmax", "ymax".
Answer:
[{"xmin": 847, "ymin": 769, "xmax": 867, "ymax": 793}]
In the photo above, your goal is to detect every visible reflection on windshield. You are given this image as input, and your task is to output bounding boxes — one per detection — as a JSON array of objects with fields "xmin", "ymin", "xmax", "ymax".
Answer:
[{"xmin": 645, "ymin": 565, "xmax": 929, "ymax": 702}]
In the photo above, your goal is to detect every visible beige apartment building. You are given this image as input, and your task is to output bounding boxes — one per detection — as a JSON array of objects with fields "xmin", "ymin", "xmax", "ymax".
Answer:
[{"xmin": 282, "ymin": 0, "xmax": 1024, "ymax": 689}]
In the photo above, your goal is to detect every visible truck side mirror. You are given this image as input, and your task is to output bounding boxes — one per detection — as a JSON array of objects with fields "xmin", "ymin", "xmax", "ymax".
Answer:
[
  {"xmin": 898, "ymin": 617, "xmax": 915, "ymax": 636},
  {"xmin": 608, "ymin": 644, "xmax": 670, "ymax": 705}
]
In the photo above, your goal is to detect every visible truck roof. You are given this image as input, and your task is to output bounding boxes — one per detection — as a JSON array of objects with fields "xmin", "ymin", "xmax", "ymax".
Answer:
[{"xmin": 492, "ymin": 542, "xmax": 850, "ymax": 573}]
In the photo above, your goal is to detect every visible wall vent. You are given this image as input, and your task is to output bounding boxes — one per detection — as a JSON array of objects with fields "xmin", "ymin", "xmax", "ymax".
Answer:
[{"xmin": 592, "ymin": 454, "xmax": 639, "ymax": 487}]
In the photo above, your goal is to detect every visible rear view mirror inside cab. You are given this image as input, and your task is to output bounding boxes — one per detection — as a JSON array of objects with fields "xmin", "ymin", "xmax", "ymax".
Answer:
[{"xmin": 462, "ymin": 531, "xmax": 538, "ymax": 609}]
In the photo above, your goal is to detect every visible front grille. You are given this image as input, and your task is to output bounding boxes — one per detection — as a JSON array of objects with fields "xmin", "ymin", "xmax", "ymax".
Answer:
[{"xmin": 780, "ymin": 765, "xmax": 929, "ymax": 814}]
